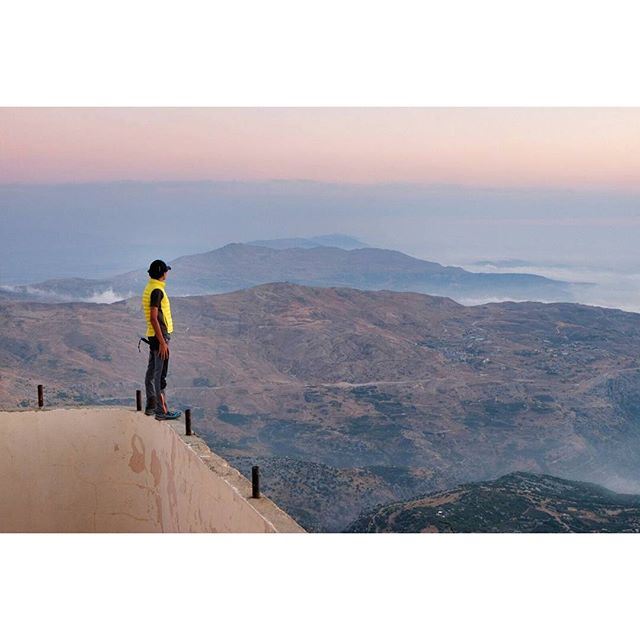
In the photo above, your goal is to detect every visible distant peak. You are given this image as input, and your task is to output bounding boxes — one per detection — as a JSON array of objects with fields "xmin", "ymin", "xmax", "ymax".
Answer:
[
  {"xmin": 247, "ymin": 234, "xmax": 369, "ymax": 251},
  {"xmin": 309, "ymin": 234, "xmax": 369, "ymax": 249}
]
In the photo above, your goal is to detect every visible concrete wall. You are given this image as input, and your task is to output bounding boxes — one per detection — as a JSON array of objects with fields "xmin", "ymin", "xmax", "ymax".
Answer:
[{"xmin": 0, "ymin": 408, "xmax": 304, "ymax": 533}]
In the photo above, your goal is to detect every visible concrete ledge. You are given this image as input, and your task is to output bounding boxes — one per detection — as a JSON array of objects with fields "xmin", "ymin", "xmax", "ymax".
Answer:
[
  {"xmin": 167, "ymin": 421, "xmax": 305, "ymax": 533},
  {"xmin": 0, "ymin": 407, "xmax": 305, "ymax": 533}
]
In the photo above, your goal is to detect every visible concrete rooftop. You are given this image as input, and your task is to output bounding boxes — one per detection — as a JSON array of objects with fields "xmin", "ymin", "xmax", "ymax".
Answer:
[{"xmin": 0, "ymin": 407, "xmax": 305, "ymax": 533}]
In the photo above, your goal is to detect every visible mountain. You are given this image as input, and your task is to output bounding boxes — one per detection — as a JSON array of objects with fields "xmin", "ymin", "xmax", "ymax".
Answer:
[
  {"xmin": 2, "ymin": 283, "xmax": 640, "ymax": 530},
  {"xmin": 2, "ymin": 242, "xmax": 580, "ymax": 304},
  {"xmin": 247, "ymin": 234, "xmax": 370, "ymax": 250},
  {"xmin": 346, "ymin": 472, "xmax": 640, "ymax": 532}
]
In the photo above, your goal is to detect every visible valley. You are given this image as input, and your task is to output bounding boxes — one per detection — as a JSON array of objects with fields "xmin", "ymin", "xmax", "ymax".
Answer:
[{"xmin": 2, "ymin": 283, "xmax": 640, "ymax": 530}]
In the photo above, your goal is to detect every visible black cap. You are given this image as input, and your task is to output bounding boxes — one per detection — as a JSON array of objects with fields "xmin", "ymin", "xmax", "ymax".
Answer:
[{"xmin": 148, "ymin": 259, "xmax": 171, "ymax": 279}]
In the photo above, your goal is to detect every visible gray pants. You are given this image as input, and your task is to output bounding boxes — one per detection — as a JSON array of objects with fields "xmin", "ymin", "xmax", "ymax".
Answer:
[{"xmin": 144, "ymin": 334, "xmax": 170, "ymax": 414}]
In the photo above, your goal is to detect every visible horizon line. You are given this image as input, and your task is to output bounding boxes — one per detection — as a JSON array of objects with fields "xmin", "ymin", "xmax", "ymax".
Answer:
[{"xmin": 1, "ymin": 177, "xmax": 639, "ymax": 196}]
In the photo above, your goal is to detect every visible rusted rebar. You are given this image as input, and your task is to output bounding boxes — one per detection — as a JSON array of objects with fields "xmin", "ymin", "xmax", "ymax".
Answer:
[
  {"xmin": 37, "ymin": 384, "xmax": 44, "ymax": 408},
  {"xmin": 136, "ymin": 389, "xmax": 142, "ymax": 411},
  {"xmin": 251, "ymin": 465, "xmax": 260, "ymax": 499},
  {"xmin": 185, "ymin": 409, "xmax": 192, "ymax": 436}
]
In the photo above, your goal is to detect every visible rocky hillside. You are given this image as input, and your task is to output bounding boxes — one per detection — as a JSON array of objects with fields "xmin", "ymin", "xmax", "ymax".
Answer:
[
  {"xmin": 227, "ymin": 455, "xmax": 445, "ymax": 533},
  {"xmin": 346, "ymin": 472, "xmax": 640, "ymax": 532},
  {"xmin": 2, "ymin": 283, "xmax": 640, "ymax": 530}
]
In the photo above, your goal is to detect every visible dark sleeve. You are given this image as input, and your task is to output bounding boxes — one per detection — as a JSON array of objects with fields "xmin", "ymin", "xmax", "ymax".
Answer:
[{"xmin": 149, "ymin": 288, "xmax": 164, "ymax": 308}]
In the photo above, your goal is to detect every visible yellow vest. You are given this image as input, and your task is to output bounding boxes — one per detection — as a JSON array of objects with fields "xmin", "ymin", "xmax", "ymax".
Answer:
[{"xmin": 141, "ymin": 278, "xmax": 174, "ymax": 337}]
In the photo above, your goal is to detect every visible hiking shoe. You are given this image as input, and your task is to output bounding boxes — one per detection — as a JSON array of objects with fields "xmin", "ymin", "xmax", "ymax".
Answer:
[
  {"xmin": 155, "ymin": 410, "xmax": 182, "ymax": 421},
  {"xmin": 144, "ymin": 398, "xmax": 156, "ymax": 416}
]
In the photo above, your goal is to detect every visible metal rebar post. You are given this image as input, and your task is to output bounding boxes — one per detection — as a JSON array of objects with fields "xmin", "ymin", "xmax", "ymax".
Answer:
[
  {"xmin": 136, "ymin": 389, "xmax": 142, "ymax": 411},
  {"xmin": 185, "ymin": 409, "xmax": 192, "ymax": 436},
  {"xmin": 251, "ymin": 465, "xmax": 260, "ymax": 499},
  {"xmin": 37, "ymin": 384, "xmax": 44, "ymax": 408}
]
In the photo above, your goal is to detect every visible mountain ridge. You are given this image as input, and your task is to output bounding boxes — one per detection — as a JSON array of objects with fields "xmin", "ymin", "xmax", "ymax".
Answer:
[
  {"xmin": 2, "ymin": 241, "xmax": 578, "ymax": 305},
  {"xmin": 247, "ymin": 234, "xmax": 369, "ymax": 250}
]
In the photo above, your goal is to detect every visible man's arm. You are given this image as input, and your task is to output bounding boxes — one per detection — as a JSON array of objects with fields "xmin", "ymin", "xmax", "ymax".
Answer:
[{"xmin": 150, "ymin": 307, "xmax": 169, "ymax": 359}]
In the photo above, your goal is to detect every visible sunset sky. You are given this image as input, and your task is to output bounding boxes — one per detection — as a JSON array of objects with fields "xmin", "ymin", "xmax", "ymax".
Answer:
[
  {"xmin": 3, "ymin": 108, "xmax": 640, "ymax": 290},
  {"xmin": 2, "ymin": 108, "xmax": 640, "ymax": 189}
]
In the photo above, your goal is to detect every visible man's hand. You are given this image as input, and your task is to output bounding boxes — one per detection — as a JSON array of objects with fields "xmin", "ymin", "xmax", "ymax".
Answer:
[{"xmin": 159, "ymin": 340, "xmax": 169, "ymax": 360}]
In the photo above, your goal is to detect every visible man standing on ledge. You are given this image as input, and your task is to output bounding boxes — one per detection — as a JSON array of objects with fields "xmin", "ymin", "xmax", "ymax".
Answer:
[{"xmin": 142, "ymin": 259, "xmax": 181, "ymax": 421}]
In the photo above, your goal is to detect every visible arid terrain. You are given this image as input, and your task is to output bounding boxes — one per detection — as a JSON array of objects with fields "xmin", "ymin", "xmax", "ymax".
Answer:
[{"xmin": 2, "ymin": 283, "xmax": 640, "ymax": 530}]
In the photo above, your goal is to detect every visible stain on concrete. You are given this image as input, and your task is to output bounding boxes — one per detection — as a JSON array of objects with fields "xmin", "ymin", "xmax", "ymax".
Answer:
[
  {"xmin": 128, "ymin": 434, "xmax": 146, "ymax": 473},
  {"xmin": 155, "ymin": 494, "xmax": 164, "ymax": 532},
  {"xmin": 150, "ymin": 449, "xmax": 162, "ymax": 487},
  {"xmin": 165, "ymin": 437, "xmax": 179, "ymax": 527}
]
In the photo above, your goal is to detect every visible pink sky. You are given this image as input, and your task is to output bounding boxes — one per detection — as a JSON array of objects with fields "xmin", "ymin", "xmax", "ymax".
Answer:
[{"xmin": 1, "ymin": 108, "xmax": 639, "ymax": 189}]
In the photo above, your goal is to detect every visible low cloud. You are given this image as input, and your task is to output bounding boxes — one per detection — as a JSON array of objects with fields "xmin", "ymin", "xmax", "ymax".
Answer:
[{"xmin": 83, "ymin": 288, "xmax": 126, "ymax": 304}]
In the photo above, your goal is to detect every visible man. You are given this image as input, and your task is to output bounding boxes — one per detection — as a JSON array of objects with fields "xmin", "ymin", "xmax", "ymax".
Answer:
[{"xmin": 142, "ymin": 259, "xmax": 181, "ymax": 420}]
